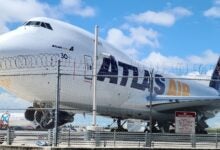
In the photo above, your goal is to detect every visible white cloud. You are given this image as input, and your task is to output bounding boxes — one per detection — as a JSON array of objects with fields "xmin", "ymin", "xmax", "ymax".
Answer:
[
  {"xmin": 215, "ymin": 0, "xmax": 220, "ymax": 5},
  {"xmin": 60, "ymin": 0, "xmax": 95, "ymax": 17},
  {"xmin": 106, "ymin": 28, "xmax": 137, "ymax": 57},
  {"xmin": 204, "ymin": 7, "xmax": 220, "ymax": 18},
  {"xmin": 170, "ymin": 7, "xmax": 192, "ymax": 17},
  {"xmin": 127, "ymin": 11, "xmax": 175, "ymax": 27},
  {"xmin": 0, "ymin": 0, "xmax": 95, "ymax": 34},
  {"xmin": 141, "ymin": 49, "xmax": 219, "ymax": 77},
  {"xmin": 0, "ymin": 0, "xmax": 50, "ymax": 22},
  {"xmin": 106, "ymin": 26, "xmax": 159, "ymax": 58},
  {"xmin": 106, "ymin": 28, "xmax": 132, "ymax": 50},
  {"xmin": 204, "ymin": 0, "xmax": 220, "ymax": 18},
  {"xmin": 126, "ymin": 7, "xmax": 192, "ymax": 27},
  {"xmin": 0, "ymin": 0, "xmax": 50, "ymax": 34},
  {"xmin": 0, "ymin": 23, "xmax": 9, "ymax": 34},
  {"xmin": 130, "ymin": 27, "xmax": 159, "ymax": 48},
  {"xmin": 187, "ymin": 49, "xmax": 219, "ymax": 65},
  {"xmin": 141, "ymin": 51, "xmax": 186, "ymax": 69},
  {"xmin": 181, "ymin": 70, "xmax": 214, "ymax": 86}
]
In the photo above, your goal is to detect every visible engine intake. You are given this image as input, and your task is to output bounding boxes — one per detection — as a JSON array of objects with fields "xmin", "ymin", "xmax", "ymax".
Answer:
[{"xmin": 25, "ymin": 107, "xmax": 74, "ymax": 129}]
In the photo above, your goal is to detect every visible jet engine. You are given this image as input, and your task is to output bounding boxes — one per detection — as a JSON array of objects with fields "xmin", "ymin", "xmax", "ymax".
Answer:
[{"xmin": 25, "ymin": 106, "xmax": 74, "ymax": 129}]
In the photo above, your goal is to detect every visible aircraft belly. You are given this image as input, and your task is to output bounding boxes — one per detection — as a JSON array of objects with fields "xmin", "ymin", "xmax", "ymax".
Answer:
[
  {"xmin": 0, "ymin": 73, "xmax": 129, "ymax": 108},
  {"xmin": 0, "ymin": 75, "xmax": 57, "ymax": 102},
  {"xmin": 0, "ymin": 75, "xmax": 93, "ymax": 104}
]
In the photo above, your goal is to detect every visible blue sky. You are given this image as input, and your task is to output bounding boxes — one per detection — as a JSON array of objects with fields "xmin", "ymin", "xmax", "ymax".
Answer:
[
  {"xmin": 1, "ymin": 0, "xmax": 219, "ymax": 59},
  {"xmin": 0, "ymin": 0, "xmax": 220, "ymax": 127}
]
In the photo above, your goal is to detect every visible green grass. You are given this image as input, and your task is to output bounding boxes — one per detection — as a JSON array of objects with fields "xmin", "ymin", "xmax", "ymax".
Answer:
[{"xmin": 206, "ymin": 128, "xmax": 220, "ymax": 134}]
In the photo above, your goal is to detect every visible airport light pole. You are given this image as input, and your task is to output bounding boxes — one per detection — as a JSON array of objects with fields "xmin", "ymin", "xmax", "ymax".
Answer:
[
  {"xmin": 54, "ymin": 59, "xmax": 61, "ymax": 146},
  {"xmin": 92, "ymin": 25, "xmax": 99, "ymax": 127}
]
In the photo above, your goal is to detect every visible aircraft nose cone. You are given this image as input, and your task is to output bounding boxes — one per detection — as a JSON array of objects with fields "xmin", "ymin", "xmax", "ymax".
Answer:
[
  {"xmin": 0, "ymin": 33, "xmax": 27, "ymax": 70},
  {"xmin": 0, "ymin": 32, "xmax": 19, "ymax": 53},
  {"xmin": 0, "ymin": 28, "xmax": 34, "ymax": 53}
]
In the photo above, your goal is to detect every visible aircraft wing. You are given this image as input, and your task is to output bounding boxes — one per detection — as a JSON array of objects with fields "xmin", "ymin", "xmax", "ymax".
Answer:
[{"xmin": 147, "ymin": 95, "xmax": 220, "ymax": 113}]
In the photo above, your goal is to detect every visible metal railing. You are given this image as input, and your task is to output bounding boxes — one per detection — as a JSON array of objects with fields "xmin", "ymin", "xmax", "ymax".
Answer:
[
  {"xmin": 1, "ymin": 128, "xmax": 220, "ymax": 148},
  {"xmin": 56, "ymin": 131, "xmax": 220, "ymax": 148}
]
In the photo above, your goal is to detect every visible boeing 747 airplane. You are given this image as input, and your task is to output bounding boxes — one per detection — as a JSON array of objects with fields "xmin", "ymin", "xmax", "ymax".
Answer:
[{"xmin": 0, "ymin": 17, "xmax": 219, "ymax": 133}]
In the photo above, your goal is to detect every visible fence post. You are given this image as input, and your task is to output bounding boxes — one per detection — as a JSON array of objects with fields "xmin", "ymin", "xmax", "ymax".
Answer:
[
  {"xmin": 53, "ymin": 59, "xmax": 61, "ymax": 146},
  {"xmin": 68, "ymin": 127, "xmax": 71, "ymax": 146},
  {"xmin": 48, "ymin": 129, "xmax": 53, "ymax": 146},
  {"xmin": 6, "ymin": 127, "xmax": 11, "ymax": 145},
  {"xmin": 104, "ymin": 139, "xmax": 106, "ymax": 147},
  {"xmin": 113, "ymin": 130, "xmax": 116, "ymax": 147},
  {"xmin": 216, "ymin": 132, "xmax": 218, "ymax": 148},
  {"xmin": 95, "ymin": 131, "xmax": 101, "ymax": 147},
  {"xmin": 191, "ymin": 134, "xmax": 196, "ymax": 148},
  {"xmin": 145, "ymin": 132, "xmax": 151, "ymax": 147},
  {"xmin": 145, "ymin": 132, "xmax": 147, "ymax": 147}
]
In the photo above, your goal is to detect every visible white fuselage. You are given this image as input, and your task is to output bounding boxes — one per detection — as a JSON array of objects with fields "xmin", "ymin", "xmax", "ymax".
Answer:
[{"xmin": 0, "ymin": 17, "xmax": 218, "ymax": 121}]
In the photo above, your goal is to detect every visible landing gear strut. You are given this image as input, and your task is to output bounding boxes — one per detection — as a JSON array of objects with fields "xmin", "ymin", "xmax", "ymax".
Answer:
[
  {"xmin": 144, "ymin": 120, "xmax": 161, "ymax": 133},
  {"xmin": 111, "ymin": 119, "xmax": 128, "ymax": 132},
  {"xmin": 196, "ymin": 114, "xmax": 208, "ymax": 134}
]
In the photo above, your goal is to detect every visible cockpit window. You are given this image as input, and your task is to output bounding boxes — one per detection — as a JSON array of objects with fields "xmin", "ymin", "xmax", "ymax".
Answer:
[
  {"xmin": 40, "ymin": 22, "xmax": 46, "ymax": 28},
  {"xmin": 45, "ymin": 23, "xmax": 53, "ymax": 30},
  {"xmin": 24, "ymin": 21, "xmax": 53, "ymax": 30},
  {"xmin": 35, "ymin": 22, "xmax": 40, "ymax": 26}
]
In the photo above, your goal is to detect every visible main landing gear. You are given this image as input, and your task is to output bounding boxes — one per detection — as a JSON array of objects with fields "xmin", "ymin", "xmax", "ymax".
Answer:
[
  {"xmin": 144, "ymin": 120, "xmax": 162, "ymax": 133},
  {"xmin": 143, "ymin": 116, "xmax": 208, "ymax": 134},
  {"xmin": 196, "ymin": 113, "xmax": 208, "ymax": 134},
  {"xmin": 110, "ymin": 119, "xmax": 128, "ymax": 132},
  {"xmin": 24, "ymin": 102, "xmax": 74, "ymax": 129}
]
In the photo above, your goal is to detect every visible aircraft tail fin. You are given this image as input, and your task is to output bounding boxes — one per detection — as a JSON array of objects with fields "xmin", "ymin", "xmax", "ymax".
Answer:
[{"xmin": 209, "ymin": 57, "xmax": 220, "ymax": 92}]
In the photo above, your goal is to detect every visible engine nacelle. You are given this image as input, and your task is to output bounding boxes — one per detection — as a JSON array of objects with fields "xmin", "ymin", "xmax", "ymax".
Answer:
[
  {"xmin": 24, "ymin": 107, "xmax": 35, "ymax": 121},
  {"xmin": 25, "ymin": 107, "xmax": 74, "ymax": 129},
  {"xmin": 58, "ymin": 111, "xmax": 74, "ymax": 126}
]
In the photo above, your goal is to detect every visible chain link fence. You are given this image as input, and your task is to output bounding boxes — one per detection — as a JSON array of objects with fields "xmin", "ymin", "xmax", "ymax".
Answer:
[{"xmin": 0, "ymin": 54, "xmax": 219, "ymax": 148}]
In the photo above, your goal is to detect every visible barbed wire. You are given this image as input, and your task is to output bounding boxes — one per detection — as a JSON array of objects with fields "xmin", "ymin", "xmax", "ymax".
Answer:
[
  {"xmin": 0, "ymin": 54, "xmax": 217, "ymax": 77},
  {"xmin": 0, "ymin": 72, "xmax": 218, "ymax": 82},
  {"xmin": 0, "ymin": 53, "xmax": 60, "ymax": 70},
  {"xmin": 0, "ymin": 108, "xmax": 80, "ymax": 111}
]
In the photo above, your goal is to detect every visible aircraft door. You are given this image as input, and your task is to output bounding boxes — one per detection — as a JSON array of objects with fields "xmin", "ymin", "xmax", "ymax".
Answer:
[{"xmin": 84, "ymin": 55, "xmax": 93, "ymax": 81}]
